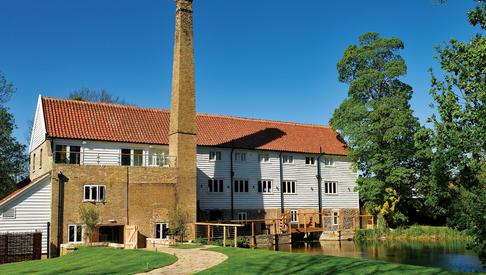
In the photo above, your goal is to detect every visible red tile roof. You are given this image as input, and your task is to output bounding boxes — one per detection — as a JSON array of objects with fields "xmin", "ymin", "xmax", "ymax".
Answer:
[
  {"xmin": 0, "ymin": 173, "xmax": 51, "ymax": 207},
  {"xmin": 42, "ymin": 97, "xmax": 348, "ymax": 155}
]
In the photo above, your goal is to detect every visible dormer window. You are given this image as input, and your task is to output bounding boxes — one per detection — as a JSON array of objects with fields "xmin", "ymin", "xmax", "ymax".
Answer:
[
  {"xmin": 324, "ymin": 157, "xmax": 335, "ymax": 167},
  {"xmin": 305, "ymin": 156, "xmax": 316, "ymax": 165},
  {"xmin": 282, "ymin": 155, "xmax": 293, "ymax": 164},
  {"xmin": 234, "ymin": 152, "xmax": 246, "ymax": 162},
  {"xmin": 259, "ymin": 154, "xmax": 270, "ymax": 163},
  {"xmin": 209, "ymin": 151, "xmax": 221, "ymax": 161}
]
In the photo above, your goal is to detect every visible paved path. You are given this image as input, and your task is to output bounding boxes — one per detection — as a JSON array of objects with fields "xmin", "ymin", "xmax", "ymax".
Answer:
[{"xmin": 138, "ymin": 245, "xmax": 227, "ymax": 275}]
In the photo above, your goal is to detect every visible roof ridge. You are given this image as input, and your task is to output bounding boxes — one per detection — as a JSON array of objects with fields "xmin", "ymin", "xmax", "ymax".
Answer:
[
  {"xmin": 197, "ymin": 112, "xmax": 332, "ymax": 129},
  {"xmin": 42, "ymin": 96, "xmax": 170, "ymax": 112},
  {"xmin": 42, "ymin": 96, "xmax": 332, "ymax": 129}
]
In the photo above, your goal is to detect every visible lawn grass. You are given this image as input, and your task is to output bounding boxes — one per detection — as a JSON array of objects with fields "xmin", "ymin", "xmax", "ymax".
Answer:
[
  {"xmin": 198, "ymin": 247, "xmax": 464, "ymax": 275},
  {"xmin": 175, "ymin": 243, "xmax": 204, "ymax": 249},
  {"xmin": 0, "ymin": 247, "xmax": 176, "ymax": 275}
]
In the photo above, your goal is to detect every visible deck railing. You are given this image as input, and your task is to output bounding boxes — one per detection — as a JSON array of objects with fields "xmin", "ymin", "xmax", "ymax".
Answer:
[
  {"xmin": 197, "ymin": 213, "xmax": 375, "ymax": 247},
  {"xmin": 53, "ymin": 151, "xmax": 177, "ymax": 168}
]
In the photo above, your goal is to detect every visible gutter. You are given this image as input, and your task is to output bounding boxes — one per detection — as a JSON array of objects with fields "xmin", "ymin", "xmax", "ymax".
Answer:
[
  {"xmin": 230, "ymin": 145, "xmax": 234, "ymax": 220},
  {"xmin": 279, "ymin": 152, "xmax": 284, "ymax": 214},
  {"xmin": 316, "ymin": 147, "xmax": 324, "ymax": 225}
]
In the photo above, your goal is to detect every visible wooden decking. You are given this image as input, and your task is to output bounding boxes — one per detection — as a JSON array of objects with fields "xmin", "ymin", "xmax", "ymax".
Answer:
[{"xmin": 195, "ymin": 212, "xmax": 375, "ymax": 247}]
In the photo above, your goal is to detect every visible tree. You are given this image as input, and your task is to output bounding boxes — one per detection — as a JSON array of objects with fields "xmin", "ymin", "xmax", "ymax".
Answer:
[
  {"xmin": 168, "ymin": 206, "xmax": 189, "ymax": 243},
  {"xmin": 330, "ymin": 33, "xmax": 422, "ymax": 227},
  {"xmin": 0, "ymin": 71, "xmax": 27, "ymax": 199},
  {"xmin": 79, "ymin": 204, "xmax": 100, "ymax": 243},
  {"xmin": 428, "ymin": 0, "xmax": 486, "ymax": 261},
  {"xmin": 68, "ymin": 88, "xmax": 128, "ymax": 105}
]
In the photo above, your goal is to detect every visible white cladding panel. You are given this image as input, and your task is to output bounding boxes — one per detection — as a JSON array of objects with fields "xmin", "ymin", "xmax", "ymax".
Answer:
[
  {"xmin": 197, "ymin": 147, "xmax": 359, "ymax": 210},
  {"xmin": 29, "ymin": 95, "xmax": 47, "ymax": 152},
  {"xmin": 52, "ymin": 139, "xmax": 169, "ymax": 166},
  {"xmin": 0, "ymin": 175, "xmax": 52, "ymax": 253}
]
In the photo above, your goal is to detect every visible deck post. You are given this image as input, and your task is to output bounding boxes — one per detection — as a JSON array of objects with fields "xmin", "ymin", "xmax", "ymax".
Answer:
[
  {"xmin": 207, "ymin": 225, "xmax": 210, "ymax": 242},
  {"xmin": 223, "ymin": 225, "xmax": 226, "ymax": 247},
  {"xmin": 304, "ymin": 214, "xmax": 307, "ymax": 234},
  {"xmin": 251, "ymin": 222, "xmax": 255, "ymax": 248},
  {"xmin": 234, "ymin": 227, "xmax": 238, "ymax": 248}
]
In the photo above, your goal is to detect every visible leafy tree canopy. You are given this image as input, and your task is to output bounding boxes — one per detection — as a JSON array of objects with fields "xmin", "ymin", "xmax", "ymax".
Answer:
[
  {"xmin": 428, "ymin": 0, "xmax": 486, "ymax": 261},
  {"xmin": 68, "ymin": 88, "xmax": 128, "ymax": 105},
  {"xmin": 331, "ymin": 33, "xmax": 422, "ymax": 227},
  {"xmin": 0, "ymin": 71, "xmax": 27, "ymax": 199}
]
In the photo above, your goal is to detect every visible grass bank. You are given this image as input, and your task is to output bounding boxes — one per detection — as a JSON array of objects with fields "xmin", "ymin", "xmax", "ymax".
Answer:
[
  {"xmin": 355, "ymin": 225, "xmax": 470, "ymax": 241},
  {"xmin": 198, "ymin": 247, "xmax": 462, "ymax": 275},
  {"xmin": 0, "ymin": 247, "xmax": 176, "ymax": 275}
]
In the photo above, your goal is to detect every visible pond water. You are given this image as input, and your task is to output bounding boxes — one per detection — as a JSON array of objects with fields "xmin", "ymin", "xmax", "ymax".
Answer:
[{"xmin": 275, "ymin": 240, "xmax": 485, "ymax": 273}]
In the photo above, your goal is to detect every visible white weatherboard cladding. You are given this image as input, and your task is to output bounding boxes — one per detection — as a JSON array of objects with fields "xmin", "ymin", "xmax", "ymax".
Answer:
[
  {"xmin": 321, "ymin": 156, "xmax": 359, "ymax": 208},
  {"xmin": 29, "ymin": 95, "xmax": 47, "ymax": 152},
  {"xmin": 196, "ymin": 147, "xmax": 359, "ymax": 211},
  {"xmin": 52, "ymin": 139, "xmax": 169, "ymax": 166},
  {"xmin": 0, "ymin": 176, "xmax": 52, "ymax": 253}
]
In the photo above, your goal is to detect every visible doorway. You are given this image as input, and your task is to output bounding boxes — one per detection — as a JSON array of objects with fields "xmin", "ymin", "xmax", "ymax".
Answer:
[{"xmin": 99, "ymin": 226, "xmax": 124, "ymax": 244}]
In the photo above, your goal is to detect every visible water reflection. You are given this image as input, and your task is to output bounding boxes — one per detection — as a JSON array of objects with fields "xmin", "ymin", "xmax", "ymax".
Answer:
[{"xmin": 275, "ymin": 240, "xmax": 485, "ymax": 272}]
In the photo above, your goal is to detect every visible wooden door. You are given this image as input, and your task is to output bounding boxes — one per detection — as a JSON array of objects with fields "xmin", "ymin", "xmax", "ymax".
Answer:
[{"xmin": 124, "ymin": 225, "xmax": 138, "ymax": 249}]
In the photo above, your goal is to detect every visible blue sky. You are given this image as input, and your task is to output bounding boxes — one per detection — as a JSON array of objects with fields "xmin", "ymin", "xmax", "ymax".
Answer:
[{"xmin": 0, "ymin": 0, "xmax": 481, "ymax": 145}]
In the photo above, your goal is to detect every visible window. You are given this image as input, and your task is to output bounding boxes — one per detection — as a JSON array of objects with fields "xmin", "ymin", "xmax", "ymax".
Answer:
[
  {"xmin": 305, "ymin": 156, "xmax": 316, "ymax": 165},
  {"xmin": 209, "ymin": 151, "xmax": 221, "ymax": 161},
  {"xmin": 234, "ymin": 152, "xmax": 246, "ymax": 162},
  {"xmin": 282, "ymin": 181, "xmax": 296, "ymax": 194},
  {"xmin": 69, "ymin": 146, "xmax": 81, "ymax": 164},
  {"xmin": 237, "ymin": 212, "xmax": 248, "ymax": 223},
  {"xmin": 290, "ymin": 210, "xmax": 298, "ymax": 223},
  {"xmin": 257, "ymin": 180, "xmax": 272, "ymax": 193},
  {"xmin": 121, "ymin": 149, "xmax": 131, "ymax": 166},
  {"xmin": 208, "ymin": 179, "xmax": 224, "ymax": 193},
  {"xmin": 1, "ymin": 208, "xmax": 16, "ymax": 219},
  {"xmin": 333, "ymin": 209, "xmax": 339, "ymax": 225},
  {"xmin": 155, "ymin": 223, "xmax": 169, "ymax": 239},
  {"xmin": 324, "ymin": 181, "xmax": 338, "ymax": 194},
  {"xmin": 55, "ymin": 145, "xmax": 67, "ymax": 163},
  {"xmin": 83, "ymin": 185, "xmax": 106, "ymax": 202},
  {"xmin": 39, "ymin": 149, "xmax": 43, "ymax": 169},
  {"xmin": 68, "ymin": 224, "xmax": 83, "ymax": 243},
  {"xmin": 324, "ymin": 157, "xmax": 335, "ymax": 167},
  {"xmin": 32, "ymin": 153, "xmax": 36, "ymax": 170},
  {"xmin": 133, "ymin": 149, "xmax": 143, "ymax": 166},
  {"xmin": 282, "ymin": 155, "xmax": 293, "ymax": 164},
  {"xmin": 259, "ymin": 154, "xmax": 270, "ymax": 163},
  {"xmin": 234, "ymin": 180, "xmax": 249, "ymax": 193}
]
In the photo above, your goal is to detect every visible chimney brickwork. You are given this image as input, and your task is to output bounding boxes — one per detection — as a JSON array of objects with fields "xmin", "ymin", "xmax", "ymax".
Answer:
[{"xmin": 169, "ymin": 0, "xmax": 197, "ymax": 233}]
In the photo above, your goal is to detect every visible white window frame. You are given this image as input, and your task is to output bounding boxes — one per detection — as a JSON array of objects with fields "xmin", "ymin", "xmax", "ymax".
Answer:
[
  {"xmin": 1, "ymin": 208, "xmax": 16, "ymax": 219},
  {"xmin": 234, "ymin": 152, "xmax": 247, "ymax": 162},
  {"xmin": 290, "ymin": 210, "xmax": 298, "ymax": 223},
  {"xmin": 234, "ymin": 179, "xmax": 249, "ymax": 193},
  {"xmin": 305, "ymin": 156, "xmax": 316, "ymax": 166},
  {"xmin": 68, "ymin": 224, "xmax": 84, "ymax": 243},
  {"xmin": 282, "ymin": 180, "xmax": 296, "ymax": 194},
  {"xmin": 282, "ymin": 155, "xmax": 294, "ymax": 164},
  {"xmin": 258, "ymin": 153, "xmax": 270, "ymax": 163},
  {"xmin": 83, "ymin": 185, "xmax": 106, "ymax": 202},
  {"xmin": 332, "ymin": 209, "xmax": 339, "ymax": 225},
  {"xmin": 208, "ymin": 178, "xmax": 224, "ymax": 193},
  {"xmin": 324, "ymin": 181, "xmax": 338, "ymax": 195},
  {"xmin": 237, "ymin": 212, "xmax": 248, "ymax": 223},
  {"xmin": 258, "ymin": 180, "xmax": 273, "ymax": 193},
  {"xmin": 324, "ymin": 157, "xmax": 335, "ymax": 167},
  {"xmin": 155, "ymin": 222, "xmax": 169, "ymax": 240},
  {"xmin": 209, "ymin": 151, "xmax": 222, "ymax": 161}
]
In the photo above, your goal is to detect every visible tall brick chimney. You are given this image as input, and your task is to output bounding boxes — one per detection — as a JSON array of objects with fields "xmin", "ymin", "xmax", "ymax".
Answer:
[{"xmin": 169, "ymin": 0, "xmax": 197, "ymax": 231}]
